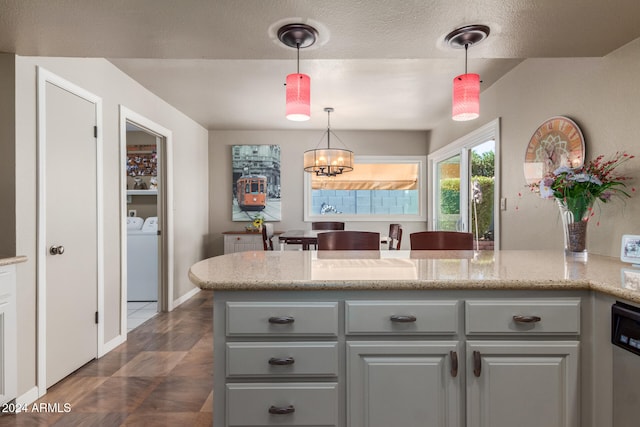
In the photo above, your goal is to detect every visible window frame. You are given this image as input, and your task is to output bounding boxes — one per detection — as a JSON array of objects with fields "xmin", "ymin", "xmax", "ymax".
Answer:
[{"xmin": 303, "ymin": 155, "xmax": 427, "ymax": 222}]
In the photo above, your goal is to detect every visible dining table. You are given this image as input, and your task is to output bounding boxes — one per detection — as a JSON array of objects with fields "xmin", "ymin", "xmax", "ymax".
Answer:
[{"xmin": 277, "ymin": 229, "xmax": 322, "ymax": 250}]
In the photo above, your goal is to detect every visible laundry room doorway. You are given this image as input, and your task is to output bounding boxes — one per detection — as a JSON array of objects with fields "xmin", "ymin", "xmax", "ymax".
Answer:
[{"xmin": 119, "ymin": 106, "xmax": 174, "ymax": 335}]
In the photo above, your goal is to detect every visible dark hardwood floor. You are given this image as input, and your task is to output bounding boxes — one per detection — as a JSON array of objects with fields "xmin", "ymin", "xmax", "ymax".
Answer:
[{"xmin": 3, "ymin": 291, "xmax": 214, "ymax": 426}]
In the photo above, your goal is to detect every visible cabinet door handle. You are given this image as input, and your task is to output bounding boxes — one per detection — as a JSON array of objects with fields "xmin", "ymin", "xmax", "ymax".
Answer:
[
  {"xmin": 473, "ymin": 351, "xmax": 482, "ymax": 377},
  {"xmin": 268, "ymin": 356, "xmax": 295, "ymax": 366},
  {"xmin": 390, "ymin": 314, "xmax": 417, "ymax": 323},
  {"xmin": 269, "ymin": 405, "xmax": 295, "ymax": 415},
  {"xmin": 268, "ymin": 316, "xmax": 295, "ymax": 324},
  {"xmin": 450, "ymin": 350, "xmax": 458, "ymax": 378},
  {"xmin": 513, "ymin": 315, "xmax": 541, "ymax": 323}
]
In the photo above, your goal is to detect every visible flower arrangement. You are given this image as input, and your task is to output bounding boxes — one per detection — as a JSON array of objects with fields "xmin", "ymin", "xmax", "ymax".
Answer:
[
  {"xmin": 529, "ymin": 152, "xmax": 634, "ymax": 255},
  {"xmin": 534, "ymin": 152, "xmax": 634, "ymax": 222},
  {"xmin": 246, "ymin": 213, "xmax": 264, "ymax": 232}
]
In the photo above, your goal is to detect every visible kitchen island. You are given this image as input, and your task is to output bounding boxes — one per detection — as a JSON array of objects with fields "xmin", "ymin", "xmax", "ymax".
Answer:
[{"xmin": 189, "ymin": 250, "xmax": 635, "ymax": 427}]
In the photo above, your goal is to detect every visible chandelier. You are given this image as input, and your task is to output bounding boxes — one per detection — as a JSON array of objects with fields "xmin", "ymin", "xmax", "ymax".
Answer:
[{"xmin": 303, "ymin": 108, "xmax": 354, "ymax": 177}]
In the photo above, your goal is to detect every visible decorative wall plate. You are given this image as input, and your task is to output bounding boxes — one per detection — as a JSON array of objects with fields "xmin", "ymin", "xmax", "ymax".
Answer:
[{"xmin": 523, "ymin": 116, "xmax": 585, "ymax": 188}]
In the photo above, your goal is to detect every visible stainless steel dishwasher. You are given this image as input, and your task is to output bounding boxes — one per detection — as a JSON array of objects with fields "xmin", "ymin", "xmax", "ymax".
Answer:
[{"xmin": 611, "ymin": 301, "xmax": 640, "ymax": 427}]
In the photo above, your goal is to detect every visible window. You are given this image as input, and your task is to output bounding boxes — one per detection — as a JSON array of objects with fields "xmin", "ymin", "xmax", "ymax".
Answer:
[{"xmin": 304, "ymin": 155, "xmax": 427, "ymax": 222}]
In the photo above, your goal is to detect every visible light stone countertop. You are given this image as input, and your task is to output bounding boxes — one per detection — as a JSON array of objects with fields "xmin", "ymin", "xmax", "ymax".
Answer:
[
  {"xmin": 189, "ymin": 250, "xmax": 640, "ymax": 304},
  {"xmin": 0, "ymin": 255, "xmax": 28, "ymax": 267}
]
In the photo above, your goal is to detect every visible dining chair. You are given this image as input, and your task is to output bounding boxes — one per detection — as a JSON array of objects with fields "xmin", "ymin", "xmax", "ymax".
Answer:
[
  {"xmin": 310, "ymin": 222, "xmax": 345, "ymax": 249},
  {"xmin": 382, "ymin": 223, "xmax": 403, "ymax": 250},
  {"xmin": 312, "ymin": 221, "xmax": 345, "ymax": 230},
  {"xmin": 317, "ymin": 231, "xmax": 381, "ymax": 250},
  {"xmin": 409, "ymin": 231, "xmax": 473, "ymax": 250},
  {"xmin": 261, "ymin": 223, "xmax": 274, "ymax": 251}
]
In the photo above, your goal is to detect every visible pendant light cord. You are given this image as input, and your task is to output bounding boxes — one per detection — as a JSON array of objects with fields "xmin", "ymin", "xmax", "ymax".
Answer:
[
  {"xmin": 296, "ymin": 42, "xmax": 300, "ymax": 74},
  {"xmin": 464, "ymin": 43, "xmax": 469, "ymax": 74},
  {"xmin": 326, "ymin": 108, "xmax": 331, "ymax": 149}
]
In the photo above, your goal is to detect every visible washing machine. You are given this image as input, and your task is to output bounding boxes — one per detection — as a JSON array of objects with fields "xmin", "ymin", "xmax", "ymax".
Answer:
[{"xmin": 127, "ymin": 216, "xmax": 158, "ymax": 301}]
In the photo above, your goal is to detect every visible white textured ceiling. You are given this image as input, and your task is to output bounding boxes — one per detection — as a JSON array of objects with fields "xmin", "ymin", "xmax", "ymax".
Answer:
[{"xmin": 1, "ymin": 0, "xmax": 639, "ymax": 130}]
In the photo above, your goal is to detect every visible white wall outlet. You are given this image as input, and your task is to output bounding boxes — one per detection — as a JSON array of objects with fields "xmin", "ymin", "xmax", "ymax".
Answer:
[{"xmin": 128, "ymin": 209, "xmax": 137, "ymax": 217}]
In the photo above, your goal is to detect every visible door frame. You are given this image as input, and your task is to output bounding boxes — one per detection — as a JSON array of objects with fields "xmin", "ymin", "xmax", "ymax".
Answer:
[
  {"xmin": 427, "ymin": 118, "xmax": 501, "ymax": 249},
  {"xmin": 118, "ymin": 106, "xmax": 174, "ymax": 337},
  {"xmin": 36, "ymin": 67, "xmax": 104, "ymax": 396}
]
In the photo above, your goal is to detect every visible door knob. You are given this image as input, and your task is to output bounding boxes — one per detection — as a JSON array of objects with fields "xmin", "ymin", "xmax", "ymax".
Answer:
[{"xmin": 49, "ymin": 245, "xmax": 65, "ymax": 255}]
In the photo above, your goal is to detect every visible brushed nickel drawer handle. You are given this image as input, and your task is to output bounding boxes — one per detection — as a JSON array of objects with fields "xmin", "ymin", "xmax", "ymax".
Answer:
[
  {"xmin": 473, "ymin": 350, "xmax": 482, "ymax": 377},
  {"xmin": 268, "ymin": 316, "xmax": 295, "ymax": 324},
  {"xmin": 390, "ymin": 314, "xmax": 417, "ymax": 323},
  {"xmin": 269, "ymin": 405, "xmax": 295, "ymax": 415},
  {"xmin": 268, "ymin": 357, "xmax": 295, "ymax": 366},
  {"xmin": 513, "ymin": 315, "xmax": 542, "ymax": 323},
  {"xmin": 450, "ymin": 350, "xmax": 458, "ymax": 378}
]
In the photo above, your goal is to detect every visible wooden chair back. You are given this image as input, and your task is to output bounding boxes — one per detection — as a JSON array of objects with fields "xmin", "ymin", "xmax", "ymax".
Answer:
[
  {"xmin": 312, "ymin": 221, "xmax": 345, "ymax": 231},
  {"xmin": 317, "ymin": 231, "xmax": 381, "ymax": 251},
  {"xmin": 261, "ymin": 223, "xmax": 274, "ymax": 251},
  {"xmin": 386, "ymin": 224, "xmax": 403, "ymax": 250},
  {"xmin": 409, "ymin": 231, "xmax": 473, "ymax": 250}
]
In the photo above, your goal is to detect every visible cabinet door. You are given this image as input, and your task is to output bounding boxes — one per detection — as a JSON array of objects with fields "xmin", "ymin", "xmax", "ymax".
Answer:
[
  {"xmin": 348, "ymin": 341, "xmax": 461, "ymax": 427},
  {"xmin": 466, "ymin": 341, "xmax": 580, "ymax": 427}
]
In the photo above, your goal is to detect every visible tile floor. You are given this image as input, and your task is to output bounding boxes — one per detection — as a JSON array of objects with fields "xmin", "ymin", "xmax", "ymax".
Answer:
[
  {"xmin": 3, "ymin": 291, "xmax": 214, "ymax": 426},
  {"xmin": 127, "ymin": 301, "xmax": 158, "ymax": 332}
]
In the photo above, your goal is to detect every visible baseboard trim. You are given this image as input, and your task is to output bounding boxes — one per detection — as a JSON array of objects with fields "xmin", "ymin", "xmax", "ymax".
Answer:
[
  {"xmin": 172, "ymin": 286, "xmax": 200, "ymax": 309},
  {"xmin": 16, "ymin": 386, "xmax": 39, "ymax": 408},
  {"xmin": 101, "ymin": 334, "xmax": 126, "ymax": 356}
]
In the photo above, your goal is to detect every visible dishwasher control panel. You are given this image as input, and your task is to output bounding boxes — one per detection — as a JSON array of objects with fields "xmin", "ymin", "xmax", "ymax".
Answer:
[{"xmin": 612, "ymin": 301, "xmax": 640, "ymax": 356}]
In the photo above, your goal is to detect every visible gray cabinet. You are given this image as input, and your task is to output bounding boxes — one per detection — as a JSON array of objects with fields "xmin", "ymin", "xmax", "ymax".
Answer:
[
  {"xmin": 227, "ymin": 382, "xmax": 339, "ymax": 426},
  {"xmin": 465, "ymin": 298, "xmax": 581, "ymax": 427},
  {"xmin": 347, "ymin": 341, "xmax": 461, "ymax": 427},
  {"xmin": 214, "ymin": 292, "xmax": 582, "ymax": 427},
  {"xmin": 222, "ymin": 301, "xmax": 339, "ymax": 426},
  {"xmin": 346, "ymin": 300, "xmax": 461, "ymax": 427},
  {"xmin": 0, "ymin": 265, "xmax": 17, "ymax": 405},
  {"xmin": 466, "ymin": 341, "xmax": 580, "ymax": 427}
]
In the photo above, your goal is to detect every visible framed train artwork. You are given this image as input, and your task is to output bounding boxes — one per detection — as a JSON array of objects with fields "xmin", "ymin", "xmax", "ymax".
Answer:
[{"xmin": 231, "ymin": 145, "xmax": 281, "ymax": 222}]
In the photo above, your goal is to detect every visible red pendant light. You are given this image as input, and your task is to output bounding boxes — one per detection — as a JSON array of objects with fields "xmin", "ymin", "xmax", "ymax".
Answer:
[
  {"xmin": 278, "ymin": 24, "xmax": 318, "ymax": 122},
  {"xmin": 445, "ymin": 25, "xmax": 490, "ymax": 122},
  {"xmin": 285, "ymin": 73, "xmax": 311, "ymax": 121}
]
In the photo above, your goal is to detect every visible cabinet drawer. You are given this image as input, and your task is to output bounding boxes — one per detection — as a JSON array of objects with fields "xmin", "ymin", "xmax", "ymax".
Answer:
[
  {"xmin": 226, "ymin": 302, "xmax": 338, "ymax": 336},
  {"xmin": 226, "ymin": 342, "xmax": 338, "ymax": 377},
  {"xmin": 465, "ymin": 299, "xmax": 581, "ymax": 335},
  {"xmin": 228, "ymin": 234, "xmax": 260, "ymax": 244},
  {"xmin": 226, "ymin": 382, "xmax": 338, "ymax": 426},
  {"xmin": 345, "ymin": 300, "xmax": 459, "ymax": 335}
]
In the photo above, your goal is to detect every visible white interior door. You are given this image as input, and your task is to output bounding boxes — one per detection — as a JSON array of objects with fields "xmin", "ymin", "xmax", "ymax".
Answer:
[{"xmin": 44, "ymin": 81, "xmax": 99, "ymax": 387}]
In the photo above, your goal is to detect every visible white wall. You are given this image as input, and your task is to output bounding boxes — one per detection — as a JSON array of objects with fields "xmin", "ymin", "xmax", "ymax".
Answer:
[
  {"xmin": 208, "ymin": 130, "xmax": 429, "ymax": 255},
  {"xmin": 14, "ymin": 56, "xmax": 209, "ymax": 397},
  {"xmin": 429, "ymin": 38, "xmax": 640, "ymax": 256}
]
